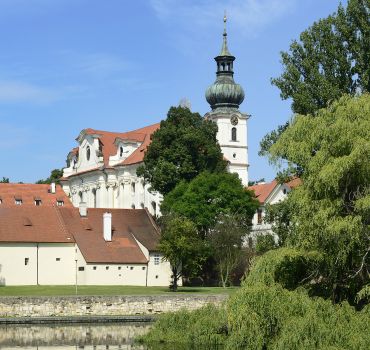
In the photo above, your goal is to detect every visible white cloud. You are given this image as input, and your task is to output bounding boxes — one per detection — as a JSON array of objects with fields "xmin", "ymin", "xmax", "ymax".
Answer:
[
  {"xmin": 150, "ymin": 0, "xmax": 296, "ymax": 37},
  {"xmin": 0, "ymin": 80, "xmax": 59, "ymax": 104}
]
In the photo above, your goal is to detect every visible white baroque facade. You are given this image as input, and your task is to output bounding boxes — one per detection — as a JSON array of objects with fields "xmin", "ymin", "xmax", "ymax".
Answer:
[{"xmin": 61, "ymin": 125, "xmax": 162, "ymax": 215}]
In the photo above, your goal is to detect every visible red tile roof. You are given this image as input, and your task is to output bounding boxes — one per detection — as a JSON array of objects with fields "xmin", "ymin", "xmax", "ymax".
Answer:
[
  {"xmin": 0, "ymin": 206, "xmax": 75, "ymax": 243},
  {"xmin": 0, "ymin": 205, "xmax": 161, "ymax": 264},
  {"xmin": 248, "ymin": 177, "xmax": 302, "ymax": 204},
  {"xmin": 0, "ymin": 183, "xmax": 72, "ymax": 207},
  {"xmin": 80, "ymin": 123, "xmax": 160, "ymax": 168},
  {"xmin": 58, "ymin": 208, "xmax": 159, "ymax": 264},
  {"xmin": 248, "ymin": 180, "xmax": 278, "ymax": 204}
]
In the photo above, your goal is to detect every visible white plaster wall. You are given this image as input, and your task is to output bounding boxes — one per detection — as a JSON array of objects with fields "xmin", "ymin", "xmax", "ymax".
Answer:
[
  {"xmin": 0, "ymin": 243, "xmax": 37, "ymax": 286},
  {"xmin": 147, "ymin": 253, "xmax": 176, "ymax": 287},
  {"xmin": 75, "ymin": 246, "xmax": 148, "ymax": 286},
  {"xmin": 38, "ymin": 243, "xmax": 75, "ymax": 285},
  {"xmin": 63, "ymin": 165, "xmax": 162, "ymax": 215}
]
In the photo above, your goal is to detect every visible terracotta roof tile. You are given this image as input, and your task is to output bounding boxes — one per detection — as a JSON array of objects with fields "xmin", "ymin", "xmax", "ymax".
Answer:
[
  {"xmin": 82, "ymin": 123, "xmax": 160, "ymax": 167},
  {"xmin": 0, "ymin": 183, "xmax": 72, "ymax": 207},
  {"xmin": 248, "ymin": 177, "xmax": 302, "ymax": 204},
  {"xmin": 0, "ymin": 206, "xmax": 161, "ymax": 264},
  {"xmin": 58, "ymin": 208, "xmax": 160, "ymax": 264},
  {"xmin": 248, "ymin": 180, "xmax": 277, "ymax": 204},
  {"xmin": 0, "ymin": 206, "xmax": 74, "ymax": 243}
]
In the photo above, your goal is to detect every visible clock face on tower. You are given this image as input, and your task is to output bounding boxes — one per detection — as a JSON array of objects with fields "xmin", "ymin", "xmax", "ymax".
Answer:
[{"xmin": 231, "ymin": 115, "xmax": 238, "ymax": 126}]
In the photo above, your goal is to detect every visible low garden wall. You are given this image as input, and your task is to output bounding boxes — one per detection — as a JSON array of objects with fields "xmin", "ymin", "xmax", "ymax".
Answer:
[{"xmin": 0, "ymin": 294, "xmax": 228, "ymax": 318}]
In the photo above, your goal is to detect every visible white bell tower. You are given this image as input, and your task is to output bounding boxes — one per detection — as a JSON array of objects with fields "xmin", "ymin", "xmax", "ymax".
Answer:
[{"xmin": 204, "ymin": 15, "xmax": 249, "ymax": 186}]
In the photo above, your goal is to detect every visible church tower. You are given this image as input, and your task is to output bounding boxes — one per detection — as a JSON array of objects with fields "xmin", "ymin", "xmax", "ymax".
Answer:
[{"xmin": 205, "ymin": 16, "xmax": 249, "ymax": 186}]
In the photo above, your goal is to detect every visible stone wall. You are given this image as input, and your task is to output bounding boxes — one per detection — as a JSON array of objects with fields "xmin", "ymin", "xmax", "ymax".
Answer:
[{"xmin": 0, "ymin": 294, "xmax": 228, "ymax": 317}]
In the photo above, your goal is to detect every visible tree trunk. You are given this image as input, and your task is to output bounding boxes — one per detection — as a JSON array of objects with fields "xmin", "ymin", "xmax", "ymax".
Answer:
[{"xmin": 171, "ymin": 267, "xmax": 178, "ymax": 292}]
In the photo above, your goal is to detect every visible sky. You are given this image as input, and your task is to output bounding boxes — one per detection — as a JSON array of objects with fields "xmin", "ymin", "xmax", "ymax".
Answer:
[{"xmin": 0, "ymin": 0, "xmax": 345, "ymax": 184}]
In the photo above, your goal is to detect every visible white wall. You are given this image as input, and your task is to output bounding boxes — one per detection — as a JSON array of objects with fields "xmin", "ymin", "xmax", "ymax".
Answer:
[
  {"xmin": 0, "ymin": 243, "xmax": 37, "ymax": 286},
  {"xmin": 75, "ymin": 246, "xmax": 148, "ymax": 286},
  {"xmin": 38, "ymin": 243, "xmax": 76, "ymax": 285},
  {"xmin": 147, "ymin": 253, "xmax": 173, "ymax": 287}
]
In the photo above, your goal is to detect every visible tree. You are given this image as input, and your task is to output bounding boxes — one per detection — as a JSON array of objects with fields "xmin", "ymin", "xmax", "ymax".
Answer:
[
  {"xmin": 272, "ymin": 0, "xmax": 369, "ymax": 116},
  {"xmin": 208, "ymin": 213, "xmax": 247, "ymax": 288},
  {"xmin": 159, "ymin": 214, "xmax": 207, "ymax": 291},
  {"xmin": 0, "ymin": 177, "xmax": 9, "ymax": 183},
  {"xmin": 36, "ymin": 169, "xmax": 63, "ymax": 184},
  {"xmin": 261, "ymin": 0, "xmax": 369, "ymax": 156},
  {"xmin": 161, "ymin": 171, "xmax": 259, "ymax": 237},
  {"xmin": 137, "ymin": 106, "xmax": 226, "ymax": 195},
  {"xmin": 268, "ymin": 94, "xmax": 370, "ymax": 304},
  {"xmin": 264, "ymin": 197, "xmax": 294, "ymax": 247}
]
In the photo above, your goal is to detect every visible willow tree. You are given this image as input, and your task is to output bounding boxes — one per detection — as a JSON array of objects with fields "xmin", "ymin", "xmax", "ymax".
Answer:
[{"xmin": 268, "ymin": 94, "xmax": 370, "ymax": 304}]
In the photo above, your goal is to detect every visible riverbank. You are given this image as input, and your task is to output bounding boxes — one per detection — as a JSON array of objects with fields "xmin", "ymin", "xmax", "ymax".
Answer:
[{"xmin": 0, "ymin": 294, "xmax": 228, "ymax": 318}]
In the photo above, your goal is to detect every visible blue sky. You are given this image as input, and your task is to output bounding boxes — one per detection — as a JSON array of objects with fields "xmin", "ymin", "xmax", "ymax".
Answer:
[{"xmin": 0, "ymin": 0, "xmax": 344, "ymax": 183}]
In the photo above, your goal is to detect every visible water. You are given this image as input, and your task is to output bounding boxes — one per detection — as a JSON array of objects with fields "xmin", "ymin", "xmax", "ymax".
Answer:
[{"xmin": 0, "ymin": 322, "xmax": 151, "ymax": 350}]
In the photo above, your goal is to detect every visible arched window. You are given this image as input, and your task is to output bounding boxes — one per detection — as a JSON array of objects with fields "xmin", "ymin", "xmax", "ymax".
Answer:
[
  {"xmin": 86, "ymin": 146, "xmax": 91, "ymax": 161},
  {"xmin": 231, "ymin": 127, "xmax": 237, "ymax": 141}
]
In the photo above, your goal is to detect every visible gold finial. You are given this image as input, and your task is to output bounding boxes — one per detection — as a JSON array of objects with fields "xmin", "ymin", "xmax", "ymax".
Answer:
[{"xmin": 224, "ymin": 10, "xmax": 227, "ymax": 23}]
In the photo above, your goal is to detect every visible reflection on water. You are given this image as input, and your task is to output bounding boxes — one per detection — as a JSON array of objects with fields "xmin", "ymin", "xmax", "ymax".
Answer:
[{"xmin": 0, "ymin": 322, "xmax": 150, "ymax": 350}]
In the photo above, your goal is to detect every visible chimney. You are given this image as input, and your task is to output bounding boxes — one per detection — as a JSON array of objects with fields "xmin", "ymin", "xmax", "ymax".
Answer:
[
  {"xmin": 79, "ymin": 202, "xmax": 88, "ymax": 217},
  {"xmin": 51, "ymin": 182, "xmax": 56, "ymax": 194},
  {"xmin": 103, "ymin": 212, "xmax": 112, "ymax": 241}
]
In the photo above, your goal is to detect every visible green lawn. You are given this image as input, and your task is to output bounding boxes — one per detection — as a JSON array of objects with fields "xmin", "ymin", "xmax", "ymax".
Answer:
[{"xmin": 0, "ymin": 285, "xmax": 238, "ymax": 297}]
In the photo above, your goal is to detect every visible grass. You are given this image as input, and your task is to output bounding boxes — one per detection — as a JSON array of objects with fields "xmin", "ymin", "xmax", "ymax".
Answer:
[{"xmin": 0, "ymin": 285, "xmax": 239, "ymax": 297}]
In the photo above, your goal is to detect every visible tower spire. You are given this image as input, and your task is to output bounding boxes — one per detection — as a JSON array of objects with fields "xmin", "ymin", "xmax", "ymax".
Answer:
[{"xmin": 220, "ymin": 11, "xmax": 232, "ymax": 56}]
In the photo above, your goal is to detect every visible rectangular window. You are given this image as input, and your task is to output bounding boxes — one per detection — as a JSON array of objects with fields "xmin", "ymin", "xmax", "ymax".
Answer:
[
  {"xmin": 130, "ymin": 266, "xmax": 134, "ymax": 270},
  {"xmin": 78, "ymin": 267, "xmax": 85, "ymax": 271},
  {"xmin": 93, "ymin": 266, "xmax": 97, "ymax": 270},
  {"xmin": 0, "ymin": 199, "xmax": 2, "ymax": 204},
  {"xmin": 57, "ymin": 200, "xmax": 64, "ymax": 206},
  {"xmin": 56, "ymin": 258, "xmax": 61, "ymax": 261},
  {"xmin": 24, "ymin": 258, "xmax": 29, "ymax": 266},
  {"xmin": 118, "ymin": 266, "xmax": 121, "ymax": 270},
  {"xmin": 142, "ymin": 266, "xmax": 146, "ymax": 270},
  {"xmin": 35, "ymin": 199, "xmax": 42, "ymax": 206},
  {"xmin": 15, "ymin": 199, "xmax": 22, "ymax": 205},
  {"xmin": 106, "ymin": 266, "xmax": 109, "ymax": 270},
  {"xmin": 154, "ymin": 254, "xmax": 160, "ymax": 265},
  {"xmin": 257, "ymin": 209, "xmax": 263, "ymax": 225}
]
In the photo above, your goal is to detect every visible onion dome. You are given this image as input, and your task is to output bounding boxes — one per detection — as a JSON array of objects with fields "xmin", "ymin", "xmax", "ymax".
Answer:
[{"xmin": 205, "ymin": 15, "xmax": 245, "ymax": 110}]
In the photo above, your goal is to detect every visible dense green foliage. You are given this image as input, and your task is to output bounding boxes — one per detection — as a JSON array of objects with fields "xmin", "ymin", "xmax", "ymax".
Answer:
[
  {"xmin": 137, "ymin": 106, "xmax": 226, "ymax": 195},
  {"xmin": 261, "ymin": 0, "xmax": 369, "ymax": 157},
  {"xmin": 159, "ymin": 215, "xmax": 208, "ymax": 291},
  {"xmin": 141, "ymin": 251, "xmax": 370, "ymax": 349},
  {"xmin": 0, "ymin": 177, "xmax": 9, "ymax": 183},
  {"xmin": 272, "ymin": 0, "xmax": 370, "ymax": 115},
  {"xmin": 161, "ymin": 171, "xmax": 258, "ymax": 236},
  {"xmin": 255, "ymin": 234, "xmax": 277, "ymax": 254},
  {"xmin": 268, "ymin": 94, "xmax": 370, "ymax": 303},
  {"xmin": 36, "ymin": 169, "xmax": 63, "ymax": 184}
]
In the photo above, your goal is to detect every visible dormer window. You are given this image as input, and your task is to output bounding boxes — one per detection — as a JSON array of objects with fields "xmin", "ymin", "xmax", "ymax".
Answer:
[
  {"xmin": 57, "ymin": 200, "xmax": 64, "ymax": 207},
  {"xmin": 35, "ymin": 199, "xmax": 42, "ymax": 206},
  {"xmin": 86, "ymin": 146, "xmax": 91, "ymax": 161},
  {"xmin": 120, "ymin": 146, "xmax": 124, "ymax": 157},
  {"xmin": 15, "ymin": 198, "xmax": 22, "ymax": 205}
]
